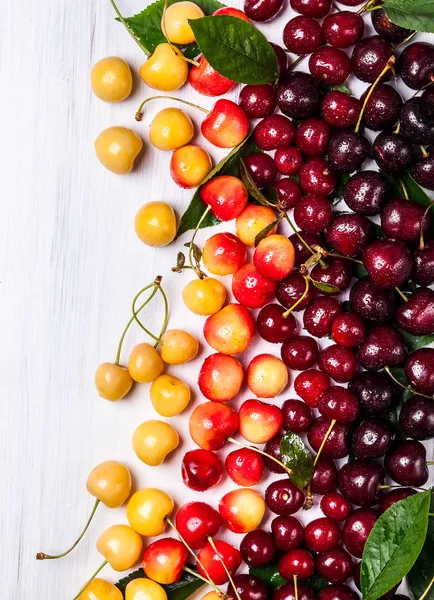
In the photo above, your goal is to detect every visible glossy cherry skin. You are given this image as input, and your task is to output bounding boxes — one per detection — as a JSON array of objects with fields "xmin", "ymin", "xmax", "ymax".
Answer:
[
  {"xmin": 228, "ymin": 574, "xmax": 269, "ymax": 600},
  {"xmin": 318, "ymin": 345, "xmax": 358, "ymax": 384},
  {"xmin": 197, "ymin": 539, "xmax": 242, "ymax": 585},
  {"xmin": 225, "ymin": 448, "xmax": 265, "ymax": 486},
  {"xmin": 202, "ymin": 99, "xmax": 249, "ymax": 148},
  {"xmin": 240, "ymin": 530, "xmax": 276, "ymax": 568},
  {"xmin": 239, "ymin": 84, "xmax": 277, "ymax": 118},
  {"xmin": 232, "ymin": 264, "xmax": 277, "ymax": 309},
  {"xmin": 181, "ymin": 449, "xmax": 223, "ymax": 492},
  {"xmin": 331, "ymin": 313, "xmax": 367, "ymax": 348},
  {"xmin": 243, "ymin": 152, "xmax": 278, "ymax": 188},
  {"xmin": 372, "ymin": 7, "xmax": 413, "ymax": 42},
  {"xmin": 363, "ymin": 239, "xmax": 413, "ymax": 289},
  {"xmin": 281, "ymin": 336, "xmax": 318, "ymax": 371},
  {"xmin": 405, "ymin": 348, "xmax": 434, "ymax": 395},
  {"xmin": 305, "ymin": 517, "xmax": 342, "ymax": 552},
  {"xmin": 294, "ymin": 195, "xmax": 333, "ymax": 234},
  {"xmin": 358, "ymin": 325, "xmax": 406, "ymax": 371},
  {"xmin": 344, "ymin": 170, "xmax": 389, "ymax": 216},
  {"xmin": 273, "ymin": 582, "xmax": 314, "ymax": 600},
  {"xmin": 379, "ymin": 488, "xmax": 417, "ymax": 514},
  {"xmin": 399, "ymin": 395, "xmax": 434, "ymax": 440},
  {"xmin": 316, "ymin": 547, "xmax": 354, "ymax": 584},
  {"xmin": 338, "ymin": 460, "xmax": 385, "ymax": 506},
  {"xmin": 351, "ymin": 35, "xmax": 393, "ymax": 83},
  {"xmin": 279, "ymin": 549, "xmax": 315, "ymax": 580},
  {"xmin": 254, "ymin": 115, "xmax": 295, "ymax": 151},
  {"xmin": 373, "ymin": 132, "xmax": 414, "ymax": 174},
  {"xmin": 348, "ymin": 371, "xmax": 394, "ymax": 415},
  {"xmin": 291, "ymin": 0, "xmax": 332, "ymax": 18},
  {"xmin": 396, "ymin": 287, "xmax": 434, "ymax": 336},
  {"xmin": 272, "ymin": 516, "xmax": 304, "ymax": 552},
  {"xmin": 413, "ymin": 240, "xmax": 434, "ymax": 285},
  {"xmin": 274, "ymin": 147, "xmax": 303, "ymax": 176},
  {"xmin": 263, "ymin": 435, "xmax": 286, "ymax": 475},
  {"xmin": 318, "ymin": 387, "xmax": 359, "ymax": 422},
  {"xmin": 411, "ymin": 153, "xmax": 434, "ymax": 190},
  {"xmin": 309, "ymin": 46, "xmax": 352, "ymax": 86},
  {"xmin": 295, "ymin": 119, "xmax": 330, "ymax": 157},
  {"xmin": 360, "ymin": 84, "xmax": 403, "ymax": 131},
  {"xmin": 274, "ymin": 178, "xmax": 303, "ymax": 209},
  {"xmin": 244, "ymin": 0, "xmax": 283, "ymax": 21},
  {"xmin": 294, "ymin": 370, "xmax": 330, "ymax": 408},
  {"xmin": 272, "ymin": 43, "xmax": 289, "ymax": 77},
  {"xmin": 401, "ymin": 97, "xmax": 434, "ymax": 145},
  {"xmin": 189, "ymin": 56, "xmax": 235, "ymax": 96},
  {"xmin": 277, "ymin": 273, "xmax": 316, "ymax": 312},
  {"xmin": 265, "ymin": 478, "xmax": 305, "ymax": 515},
  {"xmin": 385, "ymin": 440, "xmax": 428, "ymax": 486},
  {"xmin": 299, "ymin": 159, "xmax": 336, "ymax": 196},
  {"xmin": 382, "ymin": 198, "xmax": 429, "ymax": 244},
  {"xmin": 352, "ymin": 419, "xmax": 393, "ymax": 459},
  {"xmin": 282, "ymin": 399, "xmax": 313, "ymax": 433},
  {"xmin": 311, "ymin": 257, "xmax": 353, "ymax": 296},
  {"xmin": 318, "ymin": 585, "xmax": 358, "ymax": 600},
  {"xmin": 321, "ymin": 91, "xmax": 361, "ymax": 128},
  {"xmin": 308, "ymin": 417, "xmax": 350, "ymax": 459},
  {"xmin": 257, "ymin": 304, "xmax": 297, "ymax": 344},
  {"xmin": 175, "ymin": 501, "xmax": 222, "ymax": 548},
  {"xmin": 327, "ymin": 130, "xmax": 370, "ymax": 173},
  {"xmin": 326, "ymin": 214, "xmax": 371, "ymax": 258},
  {"xmin": 342, "ymin": 508, "xmax": 378, "ymax": 558},
  {"xmin": 398, "ymin": 42, "xmax": 434, "ymax": 89},
  {"xmin": 303, "ymin": 297, "xmax": 342, "ymax": 339},
  {"xmin": 321, "ymin": 493, "xmax": 351, "ymax": 522},
  {"xmin": 323, "ymin": 11, "xmax": 364, "ymax": 48},
  {"xmin": 311, "ymin": 456, "xmax": 338, "ymax": 494},
  {"xmin": 283, "ymin": 17, "xmax": 324, "ymax": 55},
  {"xmin": 349, "ymin": 277, "xmax": 396, "ymax": 323},
  {"xmin": 288, "ymin": 232, "xmax": 322, "ymax": 268},
  {"xmin": 278, "ymin": 72, "xmax": 323, "ymax": 120}
]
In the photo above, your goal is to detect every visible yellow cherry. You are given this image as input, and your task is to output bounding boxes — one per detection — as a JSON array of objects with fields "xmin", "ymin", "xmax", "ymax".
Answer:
[
  {"xmin": 95, "ymin": 127, "xmax": 143, "ymax": 175},
  {"xmin": 132, "ymin": 420, "xmax": 179, "ymax": 466},
  {"xmin": 135, "ymin": 201, "xmax": 177, "ymax": 247},
  {"xmin": 160, "ymin": 329, "xmax": 199, "ymax": 364},
  {"xmin": 201, "ymin": 593, "xmax": 221, "ymax": 600},
  {"xmin": 94, "ymin": 362, "xmax": 133, "ymax": 401},
  {"xmin": 163, "ymin": 1, "xmax": 205, "ymax": 44},
  {"xmin": 149, "ymin": 108, "xmax": 194, "ymax": 151},
  {"xmin": 96, "ymin": 524, "xmax": 143, "ymax": 571},
  {"xmin": 182, "ymin": 277, "xmax": 226, "ymax": 316},
  {"xmin": 86, "ymin": 460, "xmax": 132, "ymax": 508},
  {"xmin": 128, "ymin": 343, "xmax": 164, "ymax": 383},
  {"xmin": 78, "ymin": 578, "xmax": 123, "ymax": 600},
  {"xmin": 170, "ymin": 144, "xmax": 212, "ymax": 189},
  {"xmin": 126, "ymin": 488, "xmax": 174, "ymax": 536},
  {"xmin": 125, "ymin": 578, "xmax": 168, "ymax": 600},
  {"xmin": 149, "ymin": 374, "xmax": 191, "ymax": 417},
  {"xmin": 90, "ymin": 57, "xmax": 133, "ymax": 103},
  {"xmin": 140, "ymin": 43, "xmax": 188, "ymax": 91}
]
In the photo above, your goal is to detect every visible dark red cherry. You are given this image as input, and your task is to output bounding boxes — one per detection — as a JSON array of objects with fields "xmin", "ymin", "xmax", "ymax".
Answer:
[
  {"xmin": 396, "ymin": 287, "xmax": 434, "ymax": 336},
  {"xmin": 308, "ymin": 417, "xmax": 350, "ymax": 459},
  {"xmin": 400, "ymin": 97, "xmax": 434, "ymax": 145},
  {"xmin": 318, "ymin": 386, "xmax": 359, "ymax": 422},
  {"xmin": 281, "ymin": 335, "xmax": 318, "ymax": 370},
  {"xmin": 282, "ymin": 399, "xmax": 313, "ymax": 433},
  {"xmin": 279, "ymin": 549, "xmax": 315, "ymax": 580},
  {"xmin": 344, "ymin": 171, "xmax": 389, "ymax": 216},
  {"xmin": 349, "ymin": 371, "xmax": 394, "ymax": 415},
  {"xmin": 182, "ymin": 449, "xmax": 223, "ymax": 492},
  {"xmin": 373, "ymin": 132, "xmax": 414, "ymax": 173},
  {"xmin": 338, "ymin": 459, "xmax": 385, "ymax": 506},
  {"xmin": 296, "ymin": 119, "xmax": 330, "ymax": 157},
  {"xmin": 327, "ymin": 130, "xmax": 370, "ymax": 173},
  {"xmin": 352, "ymin": 419, "xmax": 393, "ymax": 459},
  {"xmin": 320, "ymin": 493, "xmax": 351, "ymax": 522},
  {"xmin": 273, "ymin": 582, "xmax": 314, "ymax": 600},
  {"xmin": 349, "ymin": 277, "xmax": 396, "ymax": 323},
  {"xmin": 342, "ymin": 508, "xmax": 378, "ymax": 558},
  {"xmin": 379, "ymin": 488, "xmax": 417, "ymax": 514},
  {"xmin": 275, "ymin": 147, "xmax": 303, "ymax": 176},
  {"xmin": 399, "ymin": 395, "xmax": 434, "ymax": 440},
  {"xmin": 318, "ymin": 585, "xmax": 358, "ymax": 600},
  {"xmin": 360, "ymin": 84, "xmax": 403, "ymax": 131},
  {"xmin": 290, "ymin": 0, "xmax": 332, "ymax": 18},
  {"xmin": 311, "ymin": 455, "xmax": 338, "ymax": 494},
  {"xmin": 305, "ymin": 517, "xmax": 342, "ymax": 552},
  {"xmin": 228, "ymin": 574, "xmax": 269, "ymax": 600},
  {"xmin": 278, "ymin": 72, "xmax": 323, "ymax": 120},
  {"xmin": 254, "ymin": 115, "xmax": 295, "ymax": 151},
  {"xmin": 276, "ymin": 273, "xmax": 316, "ymax": 311},
  {"xmin": 294, "ymin": 195, "xmax": 333, "ymax": 234},
  {"xmin": 405, "ymin": 348, "xmax": 434, "ymax": 395},
  {"xmin": 385, "ymin": 440, "xmax": 428, "ymax": 486},
  {"xmin": 363, "ymin": 239, "xmax": 413, "ymax": 289},
  {"xmin": 239, "ymin": 84, "xmax": 277, "ymax": 119},
  {"xmin": 272, "ymin": 515, "xmax": 305, "ymax": 552},
  {"xmin": 398, "ymin": 42, "xmax": 434, "ymax": 90},
  {"xmin": 410, "ymin": 154, "xmax": 434, "ymax": 191},
  {"xmin": 358, "ymin": 325, "xmax": 406, "ymax": 371},
  {"xmin": 294, "ymin": 369, "xmax": 330, "ymax": 408},
  {"xmin": 381, "ymin": 198, "xmax": 429, "ymax": 244},
  {"xmin": 321, "ymin": 91, "xmax": 361, "ymax": 128},
  {"xmin": 316, "ymin": 547, "xmax": 354, "ymax": 585},
  {"xmin": 274, "ymin": 178, "xmax": 302, "ymax": 210},
  {"xmin": 283, "ymin": 16, "xmax": 324, "ymax": 55},
  {"xmin": 240, "ymin": 530, "xmax": 276, "ymax": 568},
  {"xmin": 351, "ymin": 35, "xmax": 393, "ymax": 83},
  {"xmin": 288, "ymin": 232, "xmax": 322, "ymax": 268},
  {"xmin": 309, "ymin": 46, "xmax": 352, "ymax": 86},
  {"xmin": 338, "ymin": 0, "xmax": 364, "ymax": 5},
  {"xmin": 265, "ymin": 478, "xmax": 305, "ymax": 515},
  {"xmin": 423, "ymin": 87, "xmax": 434, "ymax": 104},
  {"xmin": 244, "ymin": 0, "xmax": 283, "ymax": 21},
  {"xmin": 323, "ymin": 11, "xmax": 364, "ymax": 48},
  {"xmin": 372, "ymin": 8, "xmax": 413, "ymax": 43},
  {"xmin": 264, "ymin": 435, "xmax": 286, "ymax": 474},
  {"xmin": 299, "ymin": 158, "xmax": 337, "ymax": 196},
  {"xmin": 303, "ymin": 296, "xmax": 342, "ymax": 338},
  {"xmin": 257, "ymin": 304, "xmax": 297, "ymax": 343},
  {"xmin": 243, "ymin": 152, "xmax": 278, "ymax": 187},
  {"xmin": 326, "ymin": 214, "xmax": 371, "ymax": 258},
  {"xmin": 331, "ymin": 313, "xmax": 367, "ymax": 348},
  {"xmin": 310, "ymin": 257, "xmax": 353, "ymax": 295},
  {"xmin": 413, "ymin": 239, "xmax": 434, "ymax": 285},
  {"xmin": 271, "ymin": 43, "xmax": 289, "ymax": 77},
  {"xmin": 319, "ymin": 346, "xmax": 359, "ymax": 384}
]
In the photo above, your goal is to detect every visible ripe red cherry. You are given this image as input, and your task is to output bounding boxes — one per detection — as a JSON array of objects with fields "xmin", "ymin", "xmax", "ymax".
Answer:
[
  {"xmin": 310, "ymin": 257, "xmax": 353, "ymax": 295},
  {"xmin": 352, "ymin": 419, "xmax": 393, "ymax": 460},
  {"xmin": 201, "ymin": 99, "xmax": 249, "ymax": 148},
  {"xmin": 265, "ymin": 478, "xmax": 305, "ymax": 515},
  {"xmin": 379, "ymin": 488, "xmax": 417, "ymax": 514},
  {"xmin": 274, "ymin": 178, "xmax": 303, "ymax": 209},
  {"xmin": 303, "ymin": 297, "xmax": 342, "ymax": 338},
  {"xmin": 372, "ymin": 7, "xmax": 413, "ymax": 42},
  {"xmin": 381, "ymin": 198, "xmax": 429, "ymax": 244},
  {"xmin": 331, "ymin": 313, "xmax": 367, "ymax": 348},
  {"xmin": 305, "ymin": 517, "xmax": 342, "ymax": 552},
  {"xmin": 295, "ymin": 119, "xmax": 331, "ymax": 157},
  {"xmin": 318, "ymin": 345, "xmax": 358, "ymax": 383},
  {"xmin": 282, "ymin": 399, "xmax": 313, "ymax": 433},
  {"xmin": 351, "ymin": 35, "xmax": 393, "ymax": 83},
  {"xmin": 399, "ymin": 395, "xmax": 434, "ymax": 440},
  {"xmin": 342, "ymin": 508, "xmax": 377, "ymax": 558},
  {"xmin": 309, "ymin": 46, "xmax": 352, "ymax": 85},
  {"xmin": 232, "ymin": 264, "xmax": 277, "ymax": 309},
  {"xmin": 277, "ymin": 72, "xmax": 323, "ymax": 120},
  {"xmin": 299, "ymin": 159, "xmax": 337, "ymax": 196},
  {"xmin": 327, "ymin": 130, "xmax": 370, "ymax": 173},
  {"xmin": 323, "ymin": 11, "xmax": 364, "ymax": 48},
  {"xmin": 290, "ymin": 0, "xmax": 332, "ymax": 18},
  {"xmin": 399, "ymin": 41, "xmax": 434, "ymax": 90},
  {"xmin": 254, "ymin": 115, "xmax": 295, "ymax": 150},
  {"xmin": 360, "ymin": 84, "xmax": 403, "ymax": 132},
  {"xmin": 288, "ymin": 232, "xmax": 322, "ymax": 268},
  {"xmin": 239, "ymin": 84, "xmax": 277, "ymax": 118},
  {"xmin": 308, "ymin": 417, "xmax": 350, "ymax": 459},
  {"xmin": 325, "ymin": 214, "xmax": 372, "ymax": 258},
  {"xmin": 358, "ymin": 325, "xmax": 406, "ymax": 371},
  {"xmin": 283, "ymin": 16, "xmax": 324, "ymax": 55},
  {"xmin": 320, "ymin": 493, "xmax": 351, "ymax": 522},
  {"xmin": 318, "ymin": 386, "xmax": 359, "ymax": 423},
  {"xmin": 275, "ymin": 147, "xmax": 303, "ymax": 176},
  {"xmin": 405, "ymin": 348, "xmax": 434, "ymax": 395},
  {"xmin": 322, "ymin": 91, "xmax": 361, "ymax": 128},
  {"xmin": 243, "ymin": 152, "xmax": 278, "ymax": 188},
  {"xmin": 281, "ymin": 336, "xmax": 319, "ymax": 370},
  {"xmin": 225, "ymin": 448, "xmax": 265, "ymax": 487},
  {"xmin": 182, "ymin": 449, "xmax": 223, "ymax": 492},
  {"xmin": 197, "ymin": 539, "xmax": 242, "ymax": 584},
  {"xmin": 279, "ymin": 549, "xmax": 315, "ymax": 580},
  {"xmin": 189, "ymin": 55, "xmax": 235, "ymax": 96},
  {"xmin": 239, "ymin": 399, "xmax": 283, "ymax": 444},
  {"xmin": 385, "ymin": 440, "xmax": 429, "ymax": 486},
  {"xmin": 396, "ymin": 287, "xmax": 434, "ymax": 336},
  {"xmin": 240, "ymin": 530, "xmax": 276, "ymax": 568},
  {"xmin": 200, "ymin": 175, "xmax": 248, "ymax": 221},
  {"xmin": 318, "ymin": 585, "xmax": 358, "ymax": 600},
  {"xmin": 294, "ymin": 369, "xmax": 330, "ymax": 408},
  {"xmin": 274, "ymin": 583, "xmax": 315, "ymax": 600},
  {"xmin": 344, "ymin": 170, "xmax": 389, "ymax": 216},
  {"xmin": 175, "ymin": 501, "xmax": 222, "ymax": 548},
  {"xmin": 257, "ymin": 304, "xmax": 297, "ymax": 344},
  {"xmin": 294, "ymin": 195, "xmax": 333, "ymax": 233},
  {"xmin": 277, "ymin": 273, "xmax": 316, "ymax": 312},
  {"xmin": 228, "ymin": 574, "xmax": 269, "ymax": 600},
  {"xmin": 316, "ymin": 547, "xmax": 353, "ymax": 584},
  {"xmin": 338, "ymin": 460, "xmax": 385, "ymax": 506},
  {"xmin": 264, "ymin": 435, "xmax": 286, "ymax": 474},
  {"xmin": 311, "ymin": 456, "xmax": 338, "ymax": 494},
  {"xmin": 244, "ymin": 0, "xmax": 283, "ymax": 21},
  {"xmin": 349, "ymin": 277, "xmax": 396, "ymax": 324},
  {"xmin": 189, "ymin": 402, "xmax": 239, "ymax": 450},
  {"xmin": 413, "ymin": 239, "xmax": 434, "ymax": 286},
  {"xmin": 272, "ymin": 516, "xmax": 305, "ymax": 552}
]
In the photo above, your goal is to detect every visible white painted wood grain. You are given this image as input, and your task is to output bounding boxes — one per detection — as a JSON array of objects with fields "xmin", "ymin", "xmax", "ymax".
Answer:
[{"xmin": 1, "ymin": 0, "xmax": 433, "ymax": 597}]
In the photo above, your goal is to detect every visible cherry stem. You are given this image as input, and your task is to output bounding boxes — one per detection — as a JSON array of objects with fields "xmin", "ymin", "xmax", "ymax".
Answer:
[
  {"xmin": 378, "ymin": 484, "xmax": 427, "ymax": 492},
  {"xmin": 206, "ymin": 537, "xmax": 242, "ymax": 600},
  {"xmin": 136, "ymin": 95, "xmax": 209, "ymax": 121},
  {"xmin": 72, "ymin": 559, "xmax": 108, "ymax": 600},
  {"xmin": 287, "ymin": 54, "xmax": 306, "ymax": 69},
  {"xmin": 427, "ymin": 461, "xmax": 434, "ymax": 465},
  {"xmin": 160, "ymin": 0, "xmax": 199, "ymax": 66},
  {"xmin": 419, "ymin": 202, "xmax": 434, "ymax": 249},
  {"xmin": 421, "ymin": 145, "xmax": 430, "ymax": 158},
  {"xmin": 283, "ymin": 275, "xmax": 310, "ymax": 318},
  {"xmin": 188, "ymin": 206, "xmax": 211, "ymax": 279},
  {"xmin": 282, "ymin": 212, "xmax": 316, "ymax": 257},
  {"xmin": 315, "ymin": 247, "xmax": 364, "ymax": 266},
  {"xmin": 412, "ymin": 77, "xmax": 434, "ymax": 99},
  {"xmin": 355, "ymin": 56, "xmax": 396, "ymax": 133},
  {"xmin": 314, "ymin": 419, "xmax": 336, "ymax": 469},
  {"xmin": 108, "ymin": 0, "xmax": 151, "ymax": 56},
  {"xmin": 227, "ymin": 437, "xmax": 293, "ymax": 477},
  {"xmin": 394, "ymin": 31, "xmax": 417, "ymax": 51},
  {"xmin": 395, "ymin": 287, "xmax": 409, "ymax": 302},
  {"xmin": 419, "ymin": 576, "xmax": 434, "ymax": 600},
  {"xmin": 399, "ymin": 178, "xmax": 409, "ymax": 200},
  {"xmin": 293, "ymin": 575, "xmax": 299, "ymax": 600},
  {"xmin": 132, "ymin": 279, "xmax": 169, "ymax": 348},
  {"xmin": 357, "ymin": 0, "xmax": 376, "ymax": 14},
  {"xmin": 36, "ymin": 499, "xmax": 100, "ymax": 561},
  {"xmin": 383, "ymin": 365, "xmax": 426, "ymax": 397}
]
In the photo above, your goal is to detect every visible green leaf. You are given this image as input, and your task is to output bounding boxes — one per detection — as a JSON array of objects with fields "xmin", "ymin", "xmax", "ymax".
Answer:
[
  {"xmin": 382, "ymin": 0, "xmax": 434, "ymax": 33},
  {"xmin": 306, "ymin": 574, "xmax": 329, "ymax": 593},
  {"xmin": 121, "ymin": 0, "xmax": 224, "ymax": 59},
  {"xmin": 116, "ymin": 566, "xmax": 204, "ymax": 598},
  {"xmin": 409, "ymin": 488, "xmax": 434, "ymax": 600},
  {"xmin": 177, "ymin": 134, "xmax": 260, "ymax": 236},
  {"xmin": 325, "ymin": 83, "xmax": 352, "ymax": 95},
  {"xmin": 361, "ymin": 490, "xmax": 431, "ymax": 600},
  {"xmin": 310, "ymin": 279, "xmax": 341, "ymax": 294},
  {"xmin": 399, "ymin": 329, "xmax": 434, "ymax": 352},
  {"xmin": 330, "ymin": 173, "xmax": 350, "ymax": 206},
  {"xmin": 250, "ymin": 564, "xmax": 286, "ymax": 590},
  {"xmin": 280, "ymin": 432, "xmax": 314, "ymax": 490},
  {"xmin": 189, "ymin": 16, "xmax": 279, "ymax": 84},
  {"xmin": 240, "ymin": 160, "xmax": 273, "ymax": 207},
  {"xmin": 353, "ymin": 262, "xmax": 368, "ymax": 278},
  {"xmin": 254, "ymin": 217, "xmax": 281, "ymax": 246}
]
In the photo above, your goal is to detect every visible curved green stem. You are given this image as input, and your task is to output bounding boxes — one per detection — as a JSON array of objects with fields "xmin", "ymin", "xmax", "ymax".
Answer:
[
  {"xmin": 72, "ymin": 560, "xmax": 108, "ymax": 600},
  {"xmin": 283, "ymin": 275, "xmax": 310, "ymax": 317},
  {"xmin": 136, "ymin": 95, "xmax": 209, "ymax": 121},
  {"xmin": 131, "ymin": 278, "xmax": 169, "ymax": 348},
  {"xmin": 394, "ymin": 31, "xmax": 417, "ymax": 51},
  {"xmin": 282, "ymin": 212, "xmax": 315, "ymax": 256},
  {"xmin": 305, "ymin": 419, "xmax": 336, "ymax": 508},
  {"xmin": 227, "ymin": 437, "xmax": 293, "ymax": 477},
  {"xmin": 384, "ymin": 366, "xmax": 433, "ymax": 400},
  {"xmin": 355, "ymin": 56, "xmax": 396, "ymax": 133},
  {"xmin": 206, "ymin": 537, "xmax": 242, "ymax": 600},
  {"xmin": 108, "ymin": 0, "xmax": 150, "ymax": 56}
]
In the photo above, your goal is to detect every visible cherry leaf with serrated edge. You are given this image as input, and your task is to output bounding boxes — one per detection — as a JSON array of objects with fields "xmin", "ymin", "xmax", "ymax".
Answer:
[
  {"xmin": 383, "ymin": 0, "xmax": 434, "ymax": 34},
  {"xmin": 280, "ymin": 432, "xmax": 314, "ymax": 490}
]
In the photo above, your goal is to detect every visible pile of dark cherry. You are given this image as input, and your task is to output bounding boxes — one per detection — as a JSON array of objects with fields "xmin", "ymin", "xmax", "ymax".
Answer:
[{"xmin": 215, "ymin": 2, "xmax": 434, "ymax": 600}]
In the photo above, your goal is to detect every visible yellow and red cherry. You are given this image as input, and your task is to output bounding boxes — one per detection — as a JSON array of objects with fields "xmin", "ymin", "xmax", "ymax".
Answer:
[
  {"xmin": 176, "ymin": 501, "xmax": 223, "ymax": 549},
  {"xmin": 197, "ymin": 539, "xmax": 242, "ymax": 585},
  {"xmin": 189, "ymin": 55, "xmax": 235, "ymax": 96},
  {"xmin": 189, "ymin": 402, "xmax": 239, "ymax": 451},
  {"xmin": 86, "ymin": 460, "xmax": 132, "ymax": 508},
  {"xmin": 163, "ymin": 1, "xmax": 204, "ymax": 44},
  {"xmin": 125, "ymin": 578, "xmax": 168, "ymax": 600},
  {"xmin": 132, "ymin": 420, "xmax": 179, "ymax": 466},
  {"xmin": 182, "ymin": 278, "xmax": 227, "ymax": 316},
  {"xmin": 198, "ymin": 353, "xmax": 244, "ymax": 403},
  {"xmin": 95, "ymin": 362, "xmax": 133, "ymax": 402},
  {"xmin": 225, "ymin": 447, "xmax": 265, "ymax": 486},
  {"xmin": 170, "ymin": 144, "xmax": 212, "ymax": 188},
  {"xmin": 128, "ymin": 343, "xmax": 164, "ymax": 383},
  {"xmin": 150, "ymin": 374, "xmax": 191, "ymax": 417},
  {"xmin": 201, "ymin": 99, "xmax": 249, "ymax": 148},
  {"xmin": 254, "ymin": 235, "xmax": 295, "ymax": 281},
  {"xmin": 78, "ymin": 578, "xmax": 123, "ymax": 600},
  {"xmin": 127, "ymin": 488, "xmax": 174, "ymax": 536},
  {"xmin": 239, "ymin": 399, "xmax": 283, "ymax": 444},
  {"xmin": 96, "ymin": 524, "xmax": 143, "ymax": 570},
  {"xmin": 204, "ymin": 303, "xmax": 256, "ymax": 355},
  {"xmin": 203, "ymin": 232, "xmax": 247, "ymax": 276},
  {"xmin": 213, "ymin": 6, "xmax": 251, "ymax": 21},
  {"xmin": 232, "ymin": 263, "xmax": 277, "ymax": 309},
  {"xmin": 182, "ymin": 449, "xmax": 224, "ymax": 491},
  {"xmin": 247, "ymin": 353, "xmax": 289, "ymax": 398},
  {"xmin": 160, "ymin": 329, "xmax": 199, "ymax": 364},
  {"xmin": 90, "ymin": 57, "xmax": 133, "ymax": 103},
  {"xmin": 149, "ymin": 108, "xmax": 194, "ymax": 151},
  {"xmin": 142, "ymin": 538, "xmax": 188, "ymax": 584},
  {"xmin": 140, "ymin": 43, "xmax": 188, "ymax": 91},
  {"xmin": 200, "ymin": 175, "xmax": 248, "ymax": 221},
  {"xmin": 236, "ymin": 204, "xmax": 277, "ymax": 247},
  {"xmin": 95, "ymin": 127, "xmax": 143, "ymax": 175},
  {"xmin": 219, "ymin": 489, "xmax": 266, "ymax": 533}
]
